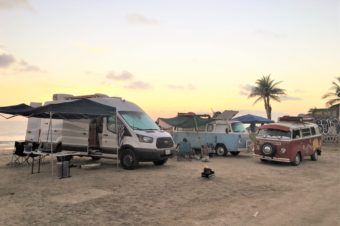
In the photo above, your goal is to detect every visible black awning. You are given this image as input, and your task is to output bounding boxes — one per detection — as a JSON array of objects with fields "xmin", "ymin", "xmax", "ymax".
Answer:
[
  {"xmin": 0, "ymin": 99, "xmax": 116, "ymax": 119},
  {"xmin": 0, "ymin": 103, "xmax": 34, "ymax": 117}
]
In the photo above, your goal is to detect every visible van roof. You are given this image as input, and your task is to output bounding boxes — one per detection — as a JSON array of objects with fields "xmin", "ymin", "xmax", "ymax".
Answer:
[
  {"xmin": 90, "ymin": 97, "xmax": 143, "ymax": 112},
  {"xmin": 260, "ymin": 121, "xmax": 317, "ymax": 131},
  {"xmin": 45, "ymin": 97, "xmax": 143, "ymax": 112}
]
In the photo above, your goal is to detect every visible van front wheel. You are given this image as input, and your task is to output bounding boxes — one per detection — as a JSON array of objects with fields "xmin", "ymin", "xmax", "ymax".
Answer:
[
  {"xmin": 120, "ymin": 149, "xmax": 139, "ymax": 170},
  {"xmin": 153, "ymin": 159, "xmax": 168, "ymax": 166}
]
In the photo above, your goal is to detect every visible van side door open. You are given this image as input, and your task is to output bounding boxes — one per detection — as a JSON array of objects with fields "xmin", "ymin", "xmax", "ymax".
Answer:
[{"xmin": 100, "ymin": 116, "xmax": 118, "ymax": 153}]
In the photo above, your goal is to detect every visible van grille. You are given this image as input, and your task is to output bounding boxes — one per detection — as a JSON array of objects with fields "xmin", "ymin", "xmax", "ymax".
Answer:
[{"xmin": 156, "ymin": 137, "xmax": 174, "ymax": 149}]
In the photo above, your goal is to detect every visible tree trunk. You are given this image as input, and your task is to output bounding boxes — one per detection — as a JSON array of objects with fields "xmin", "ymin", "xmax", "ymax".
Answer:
[
  {"xmin": 266, "ymin": 97, "xmax": 272, "ymax": 120},
  {"xmin": 264, "ymin": 97, "xmax": 272, "ymax": 120}
]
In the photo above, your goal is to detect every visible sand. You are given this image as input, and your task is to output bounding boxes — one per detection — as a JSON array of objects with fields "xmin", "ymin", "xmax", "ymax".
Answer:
[{"xmin": 0, "ymin": 145, "xmax": 339, "ymax": 226}]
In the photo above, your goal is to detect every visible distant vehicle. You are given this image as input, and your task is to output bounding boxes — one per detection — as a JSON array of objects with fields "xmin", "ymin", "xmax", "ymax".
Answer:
[
  {"xmin": 253, "ymin": 116, "xmax": 322, "ymax": 166},
  {"xmin": 21, "ymin": 94, "xmax": 175, "ymax": 169},
  {"xmin": 172, "ymin": 119, "xmax": 250, "ymax": 156}
]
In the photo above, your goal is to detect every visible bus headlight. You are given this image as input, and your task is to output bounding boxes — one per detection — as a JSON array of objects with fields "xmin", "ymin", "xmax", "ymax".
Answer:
[{"xmin": 137, "ymin": 134, "xmax": 153, "ymax": 143}]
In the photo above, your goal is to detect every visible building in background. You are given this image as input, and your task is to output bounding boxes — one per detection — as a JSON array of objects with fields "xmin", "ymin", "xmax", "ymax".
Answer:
[{"xmin": 309, "ymin": 104, "xmax": 340, "ymax": 143}]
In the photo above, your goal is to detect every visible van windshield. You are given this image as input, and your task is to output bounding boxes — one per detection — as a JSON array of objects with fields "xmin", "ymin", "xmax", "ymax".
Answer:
[
  {"xmin": 231, "ymin": 122, "xmax": 246, "ymax": 133},
  {"xmin": 258, "ymin": 128, "xmax": 291, "ymax": 139},
  {"xmin": 120, "ymin": 111, "xmax": 159, "ymax": 130}
]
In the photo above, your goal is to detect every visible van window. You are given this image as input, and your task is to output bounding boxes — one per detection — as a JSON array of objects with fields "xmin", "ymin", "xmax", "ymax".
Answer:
[
  {"xmin": 207, "ymin": 124, "xmax": 214, "ymax": 132},
  {"xmin": 258, "ymin": 128, "xmax": 291, "ymax": 139},
  {"xmin": 301, "ymin": 128, "xmax": 311, "ymax": 137},
  {"xmin": 292, "ymin": 129, "xmax": 301, "ymax": 139},
  {"xmin": 197, "ymin": 125, "xmax": 206, "ymax": 131},
  {"xmin": 311, "ymin": 127, "xmax": 316, "ymax": 135},
  {"xmin": 177, "ymin": 127, "xmax": 194, "ymax": 131},
  {"xmin": 231, "ymin": 122, "xmax": 246, "ymax": 133},
  {"xmin": 107, "ymin": 116, "xmax": 116, "ymax": 133},
  {"xmin": 120, "ymin": 111, "xmax": 159, "ymax": 130}
]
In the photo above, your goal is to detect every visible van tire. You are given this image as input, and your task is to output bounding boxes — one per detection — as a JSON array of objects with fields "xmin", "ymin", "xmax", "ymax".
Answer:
[
  {"xmin": 120, "ymin": 149, "xmax": 139, "ymax": 170},
  {"xmin": 311, "ymin": 151, "xmax": 318, "ymax": 161},
  {"xmin": 215, "ymin": 145, "xmax": 227, "ymax": 156},
  {"xmin": 261, "ymin": 143, "xmax": 276, "ymax": 157},
  {"xmin": 230, "ymin": 151, "xmax": 240, "ymax": 156},
  {"xmin": 153, "ymin": 159, "xmax": 168, "ymax": 166},
  {"xmin": 291, "ymin": 152, "xmax": 302, "ymax": 166}
]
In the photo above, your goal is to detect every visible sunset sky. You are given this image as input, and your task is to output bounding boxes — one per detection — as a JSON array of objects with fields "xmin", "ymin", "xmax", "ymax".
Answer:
[{"xmin": 0, "ymin": 0, "xmax": 339, "ymax": 120}]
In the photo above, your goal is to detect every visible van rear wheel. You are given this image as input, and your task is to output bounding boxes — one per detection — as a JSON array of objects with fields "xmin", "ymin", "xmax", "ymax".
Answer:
[
  {"xmin": 291, "ymin": 152, "xmax": 302, "ymax": 166},
  {"xmin": 120, "ymin": 149, "xmax": 139, "ymax": 170},
  {"xmin": 311, "ymin": 151, "xmax": 318, "ymax": 161}
]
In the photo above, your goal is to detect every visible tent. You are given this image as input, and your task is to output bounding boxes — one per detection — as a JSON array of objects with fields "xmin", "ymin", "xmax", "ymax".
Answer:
[
  {"xmin": 158, "ymin": 115, "xmax": 214, "ymax": 129},
  {"xmin": 0, "ymin": 99, "xmax": 117, "ymax": 174},
  {"xmin": 233, "ymin": 114, "xmax": 274, "ymax": 124}
]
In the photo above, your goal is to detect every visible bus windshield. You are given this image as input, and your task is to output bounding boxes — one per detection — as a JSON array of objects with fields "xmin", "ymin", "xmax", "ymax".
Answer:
[
  {"xmin": 120, "ymin": 111, "xmax": 159, "ymax": 130},
  {"xmin": 231, "ymin": 122, "xmax": 246, "ymax": 133},
  {"xmin": 258, "ymin": 128, "xmax": 291, "ymax": 139}
]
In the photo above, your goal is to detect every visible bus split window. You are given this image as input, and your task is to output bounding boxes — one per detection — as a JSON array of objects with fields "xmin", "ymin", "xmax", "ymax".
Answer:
[
  {"xmin": 292, "ymin": 130, "xmax": 301, "ymax": 139},
  {"xmin": 311, "ymin": 127, "xmax": 316, "ymax": 135},
  {"xmin": 207, "ymin": 124, "xmax": 214, "ymax": 132},
  {"xmin": 301, "ymin": 128, "xmax": 311, "ymax": 137},
  {"xmin": 231, "ymin": 122, "xmax": 246, "ymax": 133}
]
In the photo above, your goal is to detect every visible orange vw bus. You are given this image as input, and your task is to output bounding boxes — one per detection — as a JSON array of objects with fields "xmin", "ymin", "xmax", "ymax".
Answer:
[{"xmin": 254, "ymin": 116, "xmax": 322, "ymax": 166}]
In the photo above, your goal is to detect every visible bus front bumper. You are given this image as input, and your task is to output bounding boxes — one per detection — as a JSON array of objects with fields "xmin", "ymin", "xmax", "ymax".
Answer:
[{"xmin": 253, "ymin": 154, "xmax": 291, "ymax": 163}]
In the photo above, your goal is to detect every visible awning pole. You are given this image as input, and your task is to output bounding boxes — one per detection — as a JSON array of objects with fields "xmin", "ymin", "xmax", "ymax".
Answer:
[
  {"xmin": 50, "ymin": 112, "xmax": 53, "ymax": 177},
  {"xmin": 116, "ymin": 113, "xmax": 119, "ymax": 169},
  {"xmin": 194, "ymin": 117, "xmax": 203, "ymax": 157}
]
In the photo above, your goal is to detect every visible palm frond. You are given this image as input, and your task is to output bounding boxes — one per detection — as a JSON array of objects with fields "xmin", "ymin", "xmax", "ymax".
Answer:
[
  {"xmin": 269, "ymin": 95, "xmax": 281, "ymax": 102},
  {"xmin": 253, "ymin": 96, "xmax": 263, "ymax": 105},
  {"xmin": 326, "ymin": 98, "xmax": 340, "ymax": 107},
  {"xmin": 323, "ymin": 77, "xmax": 340, "ymax": 106},
  {"xmin": 248, "ymin": 74, "xmax": 286, "ymax": 108},
  {"xmin": 322, "ymin": 92, "xmax": 337, "ymax": 99}
]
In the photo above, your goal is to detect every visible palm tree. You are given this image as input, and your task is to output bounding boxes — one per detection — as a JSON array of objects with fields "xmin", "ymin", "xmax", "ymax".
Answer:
[
  {"xmin": 248, "ymin": 75, "xmax": 286, "ymax": 120},
  {"xmin": 322, "ymin": 77, "xmax": 340, "ymax": 107}
]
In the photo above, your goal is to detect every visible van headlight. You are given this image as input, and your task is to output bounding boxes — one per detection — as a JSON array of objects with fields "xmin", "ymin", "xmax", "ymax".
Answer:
[{"xmin": 137, "ymin": 134, "xmax": 153, "ymax": 143}]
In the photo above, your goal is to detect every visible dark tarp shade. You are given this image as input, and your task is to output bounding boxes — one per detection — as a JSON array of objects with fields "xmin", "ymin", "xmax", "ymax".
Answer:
[
  {"xmin": 159, "ymin": 116, "xmax": 214, "ymax": 128},
  {"xmin": 0, "ymin": 99, "xmax": 115, "ymax": 119},
  {"xmin": 0, "ymin": 103, "xmax": 34, "ymax": 117},
  {"xmin": 233, "ymin": 114, "xmax": 274, "ymax": 124}
]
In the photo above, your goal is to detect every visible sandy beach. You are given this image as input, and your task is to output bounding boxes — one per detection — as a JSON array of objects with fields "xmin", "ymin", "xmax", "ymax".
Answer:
[{"xmin": 0, "ymin": 144, "xmax": 339, "ymax": 226}]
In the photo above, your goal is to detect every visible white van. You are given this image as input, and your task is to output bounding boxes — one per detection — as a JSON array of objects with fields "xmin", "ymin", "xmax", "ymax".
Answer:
[{"xmin": 24, "ymin": 94, "xmax": 175, "ymax": 169}]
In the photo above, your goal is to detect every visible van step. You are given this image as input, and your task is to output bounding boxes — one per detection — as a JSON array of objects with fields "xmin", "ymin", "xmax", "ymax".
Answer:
[
  {"xmin": 89, "ymin": 149, "xmax": 102, "ymax": 155},
  {"xmin": 90, "ymin": 153, "xmax": 118, "ymax": 159}
]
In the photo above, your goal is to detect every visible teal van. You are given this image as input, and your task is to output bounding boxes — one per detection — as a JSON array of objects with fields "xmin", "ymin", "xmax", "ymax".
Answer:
[{"xmin": 172, "ymin": 120, "xmax": 250, "ymax": 156}]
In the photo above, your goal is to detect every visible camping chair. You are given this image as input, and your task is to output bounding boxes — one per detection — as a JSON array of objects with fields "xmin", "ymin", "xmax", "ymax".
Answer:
[{"xmin": 9, "ymin": 142, "xmax": 31, "ymax": 166}]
